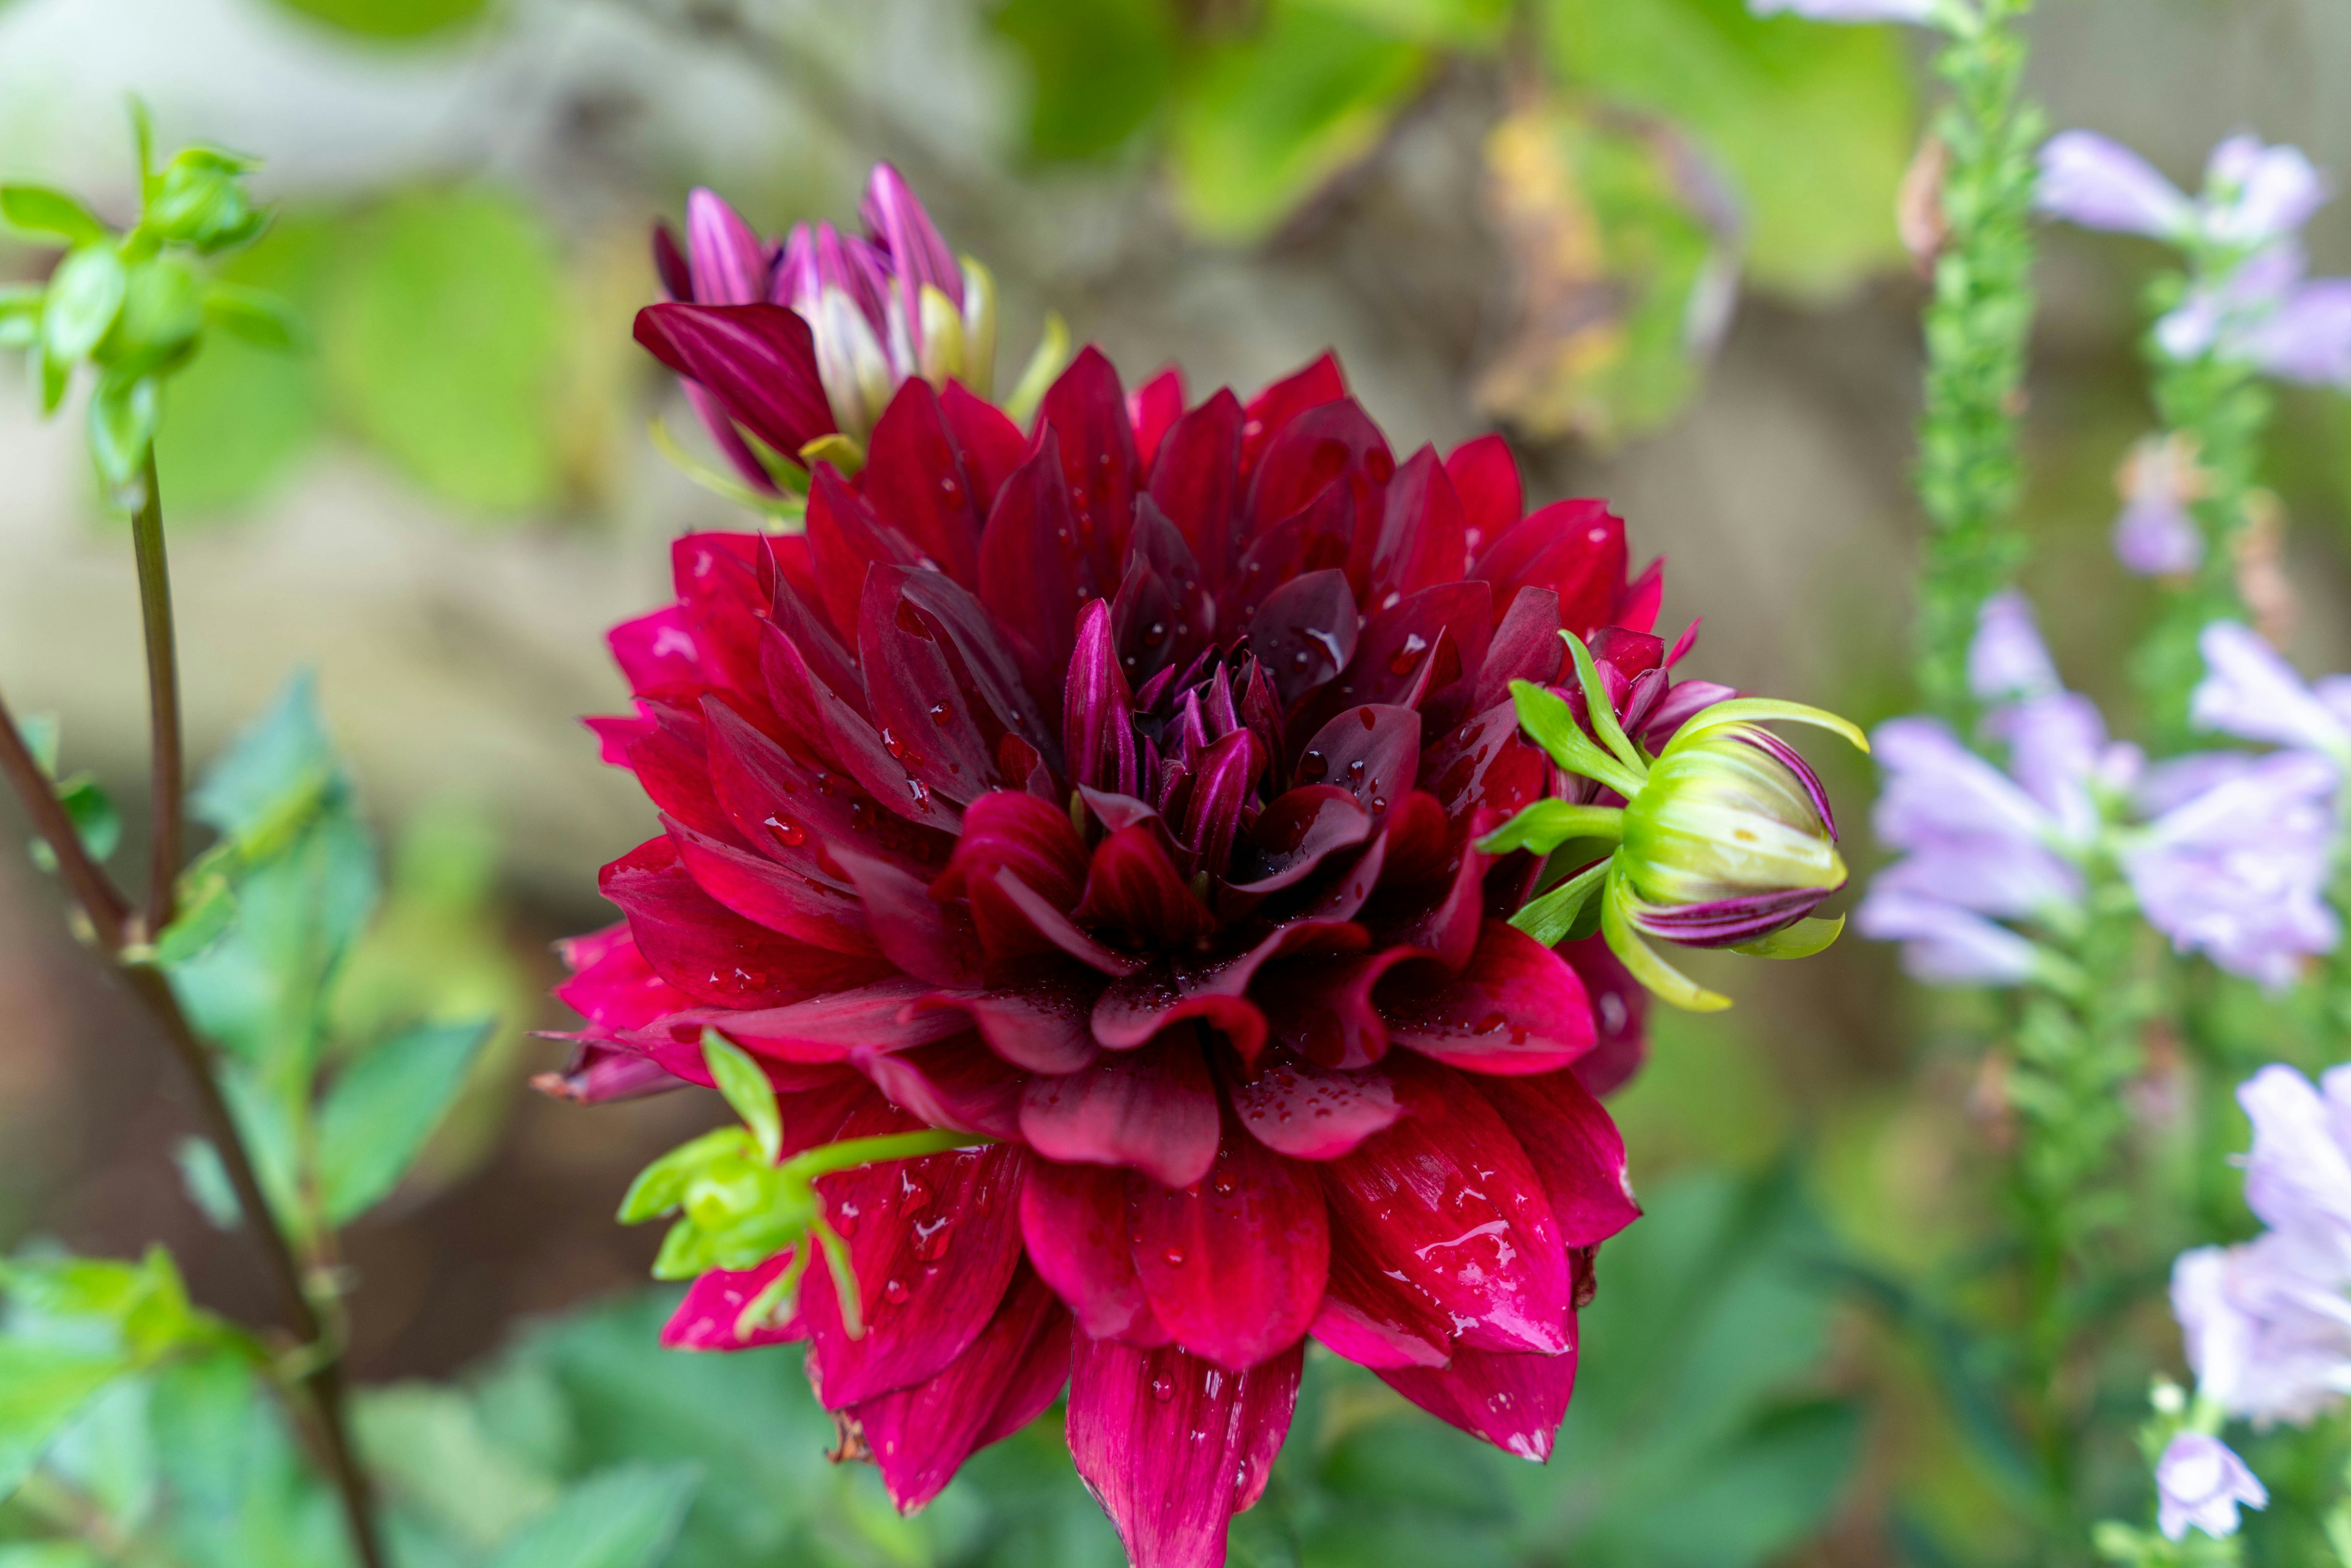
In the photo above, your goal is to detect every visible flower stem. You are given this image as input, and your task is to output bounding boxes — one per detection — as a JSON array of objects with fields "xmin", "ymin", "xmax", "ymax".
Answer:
[
  {"xmin": 0, "ymin": 685, "xmax": 134, "ymax": 945},
  {"xmin": 130, "ymin": 451, "xmax": 184, "ymax": 934},
  {"xmin": 1913, "ymin": 0, "xmax": 2043, "ymax": 723}
]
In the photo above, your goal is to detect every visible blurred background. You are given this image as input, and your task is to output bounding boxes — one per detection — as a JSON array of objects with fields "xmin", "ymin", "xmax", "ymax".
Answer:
[{"xmin": 3, "ymin": 0, "xmax": 2349, "ymax": 1562}]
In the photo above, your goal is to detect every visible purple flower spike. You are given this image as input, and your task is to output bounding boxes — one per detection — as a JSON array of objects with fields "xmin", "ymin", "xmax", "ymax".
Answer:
[
  {"xmin": 2113, "ymin": 436, "xmax": 2206, "ymax": 576},
  {"xmin": 2154, "ymin": 1433, "xmax": 2268, "ymax": 1542},
  {"xmin": 2239, "ymin": 277, "xmax": 2351, "ymax": 386},
  {"xmin": 1968, "ymin": 590, "xmax": 2063, "ymax": 705},
  {"xmin": 2205, "ymin": 134, "xmax": 2330, "ymax": 247},
  {"xmin": 2036, "ymin": 130, "xmax": 2196, "ymax": 239},
  {"xmin": 2191, "ymin": 622, "xmax": 2351, "ymax": 759},
  {"xmin": 1747, "ymin": 0, "xmax": 1940, "ymax": 21}
]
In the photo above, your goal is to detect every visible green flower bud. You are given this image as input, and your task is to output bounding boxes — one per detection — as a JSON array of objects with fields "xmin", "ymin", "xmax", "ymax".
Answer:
[{"xmin": 1618, "ymin": 724, "xmax": 1845, "ymax": 909}]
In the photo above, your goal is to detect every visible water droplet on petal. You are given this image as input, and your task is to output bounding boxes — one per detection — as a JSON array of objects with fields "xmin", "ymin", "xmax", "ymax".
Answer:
[{"xmin": 882, "ymin": 1277, "xmax": 909, "ymax": 1305}]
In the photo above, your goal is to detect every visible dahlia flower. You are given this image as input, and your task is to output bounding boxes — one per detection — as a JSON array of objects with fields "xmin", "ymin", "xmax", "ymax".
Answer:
[
  {"xmin": 640, "ymin": 165, "xmax": 1003, "ymax": 493},
  {"xmin": 559, "ymin": 329, "xmax": 1668, "ymax": 1563}
]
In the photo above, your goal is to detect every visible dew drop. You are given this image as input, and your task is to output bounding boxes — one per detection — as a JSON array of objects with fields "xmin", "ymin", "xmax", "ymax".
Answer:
[
  {"xmin": 882, "ymin": 1278, "xmax": 910, "ymax": 1305},
  {"xmin": 1299, "ymin": 750, "xmax": 1329, "ymax": 782},
  {"xmin": 765, "ymin": 815, "xmax": 807, "ymax": 848},
  {"xmin": 1212, "ymin": 1173, "xmax": 1238, "ymax": 1198},
  {"xmin": 1347, "ymin": 759, "xmax": 1366, "ymax": 782},
  {"xmin": 1150, "ymin": 1373, "xmax": 1177, "ymax": 1403},
  {"xmin": 1144, "ymin": 621, "xmax": 1168, "ymax": 647},
  {"xmin": 900, "ymin": 1172, "xmax": 933, "ymax": 1211},
  {"xmin": 1475, "ymin": 1011, "xmax": 1508, "ymax": 1035},
  {"xmin": 1357, "ymin": 706, "xmax": 1378, "ymax": 730},
  {"xmin": 929, "ymin": 702, "xmax": 953, "ymax": 726},
  {"xmin": 913, "ymin": 1216, "xmax": 954, "ymax": 1262},
  {"xmin": 1162, "ymin": 1248, "xmax": 1186, "ymax": 1268}
]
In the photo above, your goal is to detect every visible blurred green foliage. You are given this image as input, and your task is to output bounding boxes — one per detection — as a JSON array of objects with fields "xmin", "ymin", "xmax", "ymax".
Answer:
[{"xmin": 265, "ymin": 0, "xmax": 497, "ymax": 42}]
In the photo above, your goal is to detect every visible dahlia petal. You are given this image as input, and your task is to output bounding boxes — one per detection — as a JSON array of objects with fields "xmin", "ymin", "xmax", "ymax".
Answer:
[
  {"xmin": 988, "ymin": 868, "xmax": 1148, "ymax": 977},
  {"xmin": 1112, "ymin": 500, "xmax": 1217, "ymax": 688},
  {"xmin": 849, "ymin": 1267, "xmax": 1071, "ymax": 1514},
  {"xmin": 585, "ymin": 708, "xmax": 659, "ymax": 768},
  {"xmin": 1611, "ymin": 556, "xmax": 1664, "ymax": 635},
  {"xmin": 1321, "ymin": 1056, "xmax": 1572, "ymax": 1354},
  {"xmin": 859, "ymin": 570, "xmax": 1010, "ymax": 809},
  {"xmin": 1065, "ymin": 599, "xmax": 1141, "ymax": 798},
  {"xmin": 609, "ymin": 604, "xmax": 707, "ymax": 696},
  {"xmin": 622, "ymin": 705, "xmax": 738, "ymax": 842},
  {"xmin": 703, "ymin": 976, "xmax": 967, "ymax": 1063},
  {"xmin": 1296, "ymin": 702, "xmax": 1422, "ymax": 816},
  {"xmin": 662, "ymin": 1251, "xmax": 808, "ymax": 1351},
  {"xmin": 863, "ymin": 378, "xmax": 983, "ymax": 585},
  {"xmin": 1371, "ymin": 446, "xmax": 1472, "ymax": 606},
  {"xmin": 1473, "ymin": 498, "xmax": 1629, "ymax": 640},
  {"xmin": 1228, "ymin": 785, "xmax": 1373, "ymax": 893},
  {"xmin": 1066, "ymin": 1338, "xmax": 1304, "ymax": 1568},
  {"xmin": 1444, "ymin": 433, "xmax": 1523, "ymax": 559},
  {"xmin": 1039, "ymin": 347, "xmax": 1139, "ymax": 587},
  {"xmin": 1378, "ymin": 1340, "xmax": 1577, "ymax": 1462},
  {"xmin": 1311, "ymin": 1228, "xmax": 1453, "ymax": 1369},
  {"xmin": 808, "ymin": 465, "xmax": 928, "ymax": 647},
  {"xmin": 633, "ymin": 302, "xmax": 836, "ymax": 457},
  {"xmin": 1021, "ymin": 1158, "xmax": 1164, "ymax": 1341},
  {"xmin": 1380, "ymin": 823, "xmax": 1488, "ymax": 975},
  {"xmin": 1019, "ymin": 1037, "xmax": 1221, "ymax": 1189},
  {"xmin": 853, "ymin": 1032, "xmax": 1027, "ymax": 1139},
  {"xmin": 553, "ymin": 923, "xmax": 691, "ymax": 1032},
  {"xmin": 1427, "ymin": 697, "xmax": 1553, "ymax": 825},
  {"xmin": 1179, "ymin": 729, "xmax": 1254, "ymax": 883},
  {"xmin": 830, "ymin": 846, "xmax": 983, "ymax": 988},
  {"xmin": 1309, "ymin": 1293, "xmax": 1448, "ymax": 1370},
  {"xmin": 939, "ymin": 381, "xmax": 1029, "ymax": 519},
  {"xmin": 937, "ymin": 789, "xmax": 1090, "ymax": 907},
  {"xmin": 1380, "ymin": 919, "xmax": 1596, "ymax": 1076},
  {"xmin": 1133, "ymin": 1130, "xmax": 1330, "ymax": 1371},
  {"xmin": 863, "ymin": 162, "xmax": 963, "ymax": 323},
  {"xmin": 683, "ymin": 189, "xmax": 768, "ymax": 304},
  {"xmin": 907, "ymin": 975, "xmax": 1103, "ymax": 1073},
  {"xmin": 1150, "ymin": 388, "xmax": 1246, "ymax": 582},
  {"xmin": 1228, "ymin": 490, "xmax": 1352, "ymax": 636},
  {"xmin": 650, "ymin": 221, "xmax": 691, "ymax": 300},
  {"xmin": 1075, "ymin": 825, "xmax": 1217, "ymax": 948},
  {"xmin": 1094, "ymin": 920, "xmax": 1365, "ymax": 1065},
  {"xmin": 703, "ymin": 696, "xmax": 948, "ymax": 877},
  {"xmin": 664, "ymin": 813, "xmax": 877, "ymax": 955},
  {"xmin": 979, "ymin": 429, "xmax": 1097, "ymax": 691},
  {"xmin": 1470, "ymin": 1068, "xmax": 1637, "ymax": 1248},
  {"xmin": 1630, "ymin": 885, "xmax": 1835, "ymax": 948},
  {"xmin": 1258, "ymin": 948, "xmax": 1417, "ymax": 1070},
  {"xmin": 1559, "ymin": 934, "xmax": 1648, "ymax": 1097},
  {"xmin": 1129, "ymin": 366, "xmax": 1186, "ymax": 470},
  {"xmin": 672, "ymin": 535, "xmax": 772, "ymax": 698},
  {"xmin": 1231, "ymin": 1052, "xmax": 1403, "ymax": 1158},
  {"xmin": 1338, "ymin": 583, "xmax": 1493, "ymax": 718},
  {"xmin": 766, "ymin": 569, "xmax": 869, "ymax": 725},
  {"xmin": 601, "ymin": 838, "xmax": 890, "ymax": 1009},
  {"xmin": 531, "ymin": 1041, "xmax": 683, "ymax": 1105},
  {"xmin": 1245, "ymin": 397, "xmax": 1395, "ymax": 587},
  {"xmin": 1240, "ymin": 351, "xmax": 1348, "ymax": 473},
  {"xmin": 769, "ymin": 609, "xmax": 969, "ymax": 835},
  {"xmin": 1474, "ymin": 587, "xmax": 1565, "ymax": 707},
  {"xmin": 801, "ymin": 1126, "xmax": 1027, "ymax": 1409}
]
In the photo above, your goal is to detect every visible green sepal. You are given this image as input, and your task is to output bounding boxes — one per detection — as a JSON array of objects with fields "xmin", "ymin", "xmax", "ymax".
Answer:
[
  {"xmin": 0, "ymin": 184, "xmax": 108, "ymax": 246},
  {"xmin": 1561, "ymin": 630, "xmax": 1645, "ymax": 775},
  {"xmin": 617, "ymin": 1127, "xmax": 751, "ymax": 1223},
  {"xmin": 1600, "ymin": 870, "xmax": 1731, "ymax": 1013},
  {"xmin": 1003, "ymin": 310, "xmax": 1071, "ymax": 426},
  {"xmin": 42, "ymin": 246, "xmax": 128, "ymax": 366},
  {"xmin": 1733, "ymin": 914, "xmax": 1846, "ymax": 959},
  {"xmin": 702, "ymin": 1030, "xmax": 782, "ymax": 1165},
  {"xmin": 1663, "ymin": 697, "xmax": 1869, "ymax": 758},
  {"xmin": 89, "ymin": 371, "xmax": 159, "ymax": 505},
  {"xmin": 650, "ymin": 1218, "xmax": 711, "ymax": 1281},
  {"xmin": 1510, "ymin": 854, "xmax": 1613, "ymax": 947},
  {"xmin": 813, "ymin": 1220, "xmax": 863, "ymax": 1340},
  {"xmin": 796, "ymin": 432, "xmax": 866, "ymax": 481},
  {"xmin": 647, "ymin": 416, "xmax": 809, "ymax": 525},
  {"xmin": 1475, "ymin": 799, "xmax": 1624, "ymax": 857},
  {"xmin": 1507, "ymin": 680, "xmax": 1646, "ymax": 800}
]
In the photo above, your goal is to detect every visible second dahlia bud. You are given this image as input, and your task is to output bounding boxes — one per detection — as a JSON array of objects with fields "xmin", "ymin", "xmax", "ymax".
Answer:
[{"xmin": 1616, "ymin": 722, "xmax": 1847, "ymax": 928}]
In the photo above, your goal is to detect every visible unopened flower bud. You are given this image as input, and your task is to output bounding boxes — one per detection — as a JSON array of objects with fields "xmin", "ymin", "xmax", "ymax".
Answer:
[{"xmin": 1618, "ymin": 724, "xmax": 1845, "ymax": 914}]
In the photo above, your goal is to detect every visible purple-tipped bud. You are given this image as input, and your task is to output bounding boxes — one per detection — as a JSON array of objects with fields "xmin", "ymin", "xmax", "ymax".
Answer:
[
  {"xmin": 1065, "ymin": 599, "xmax": 1139, "ymax": 799},
  {"xmin": 685, "ymin": 188, "xmax": 770, "ymax": 306}
]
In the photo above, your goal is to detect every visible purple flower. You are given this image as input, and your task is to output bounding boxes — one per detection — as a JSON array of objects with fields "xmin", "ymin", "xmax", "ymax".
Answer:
[
  {"xmin": 1747, "ymin": 0, "xmax": 1941, "ymax": 21},
  {"xmin": 2204, "ymin": 134, "xmax": 2329, "ymax": 249},
  {"xmin": 2238, "ymin": 1066, "xmax": 2351, "ymax": 1264},
  {"xmin": 2037, "ymin": 130, "xmax": 2199, "ymax": 240},
  {"xmin": 1968, "ymin": 590, "xmax": 2063, "ymax": 705},
  {"xmin": 2124, "ymin": 753, "xmax": 2341, "ymax": 989},
  {"xmin": 2112, "ymin": 435, "xmax": 2205, "ymax": 577},
  {"xmin": 2153, "ymin": 1432, "xmax": 2267, "ymax": 1540},
  {"xmin": 2191, "ymin": 621, "xmax": 2351, "ymax": 763},
  {"xmin": 2159, "ymin": 243, "xmax": 2351, "ymax": 387},
  {"xmin": 2174, "ymin": 1236, "xmax": 2351, "ymax": 1427},
  {"xmin": 1853, "ymin": 888, "xmax": 2045, "ymax": 984}
]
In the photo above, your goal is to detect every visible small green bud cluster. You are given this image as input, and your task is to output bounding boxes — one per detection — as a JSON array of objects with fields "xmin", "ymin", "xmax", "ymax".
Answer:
[{"xmin": 0, "ymin": 105, "xmax": 296, "ymax": 509}]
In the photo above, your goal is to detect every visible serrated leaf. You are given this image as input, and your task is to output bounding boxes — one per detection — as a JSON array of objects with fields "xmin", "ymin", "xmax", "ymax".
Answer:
[
  {"xmin": 0, "ymin": 185, "xmax": 108, "ymax": 246},
  {"xmin": 322, "ymin": 187, "xmax": 563, "ymax": 514},
  {"xmin": 317, "ymin": 1018, "xmax": 496, "ymax": 1224},
  {"xmin": 487, "ymin": 1462, "xmax": 700, "ymax": 1568},
  {"xmin": 1542, "ymin": 0, "xmax": 1914, "ymax": 296},
  {"xmin": 41, "ymin": 246, "xmax": 127, "ymax": 366},
  {"xmin": 1168, "ymin": 2, "xmax": 1428, "ymax": 242}
]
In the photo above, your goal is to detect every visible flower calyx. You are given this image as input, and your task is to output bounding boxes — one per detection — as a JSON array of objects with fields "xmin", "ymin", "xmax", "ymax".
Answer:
[
  {"xmin": 1480, "ymin": 631, "xmax": 1866, "ymax": 1011},
  {"xmin": 618, "ymin": 1031, "xmax": 987, "ymax": 1343}
]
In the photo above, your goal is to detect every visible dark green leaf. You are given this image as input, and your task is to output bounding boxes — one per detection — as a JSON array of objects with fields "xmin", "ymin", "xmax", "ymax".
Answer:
[
  {"xmin": 317, "ymin": 1018, "xmax": 496, "ymax": 1224},
  {"xmin": 0, "ymin": 185, "xmax": 108, "ymax": 246},
  {"xmin": 268, "ymin": 0, "xmax": 495, "ymax": 39},
  {"xmin": 321, "ymin": 187, "xmax": 563, "ymax": 513},
  {"xmin": 487, "ymin": 1463, "xmax": 700, "ymax": 1568},
  {"xmin": 992, "ymin": 0, "xmax": 1176, "ymax": 161},
  {"xmin": 40, "ymin": 246, "xmax": 127, "ymax": 365},
  {"xmin": 1167, "ymin": 2, "xmax": 1428, "ymax": 241}
]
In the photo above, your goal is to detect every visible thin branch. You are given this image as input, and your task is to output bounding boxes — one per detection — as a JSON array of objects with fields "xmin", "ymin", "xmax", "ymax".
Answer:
[
  {"xmin": 0, "ymin": 683, "xmax": 133, "ymax": 947},
  {"xmin": 131, "ymin": 451, "xmax": 184, "ymax": 934}
]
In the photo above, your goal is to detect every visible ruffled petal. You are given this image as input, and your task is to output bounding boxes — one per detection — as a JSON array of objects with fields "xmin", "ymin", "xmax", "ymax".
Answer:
[
  {"xmin": 1378, "ymin": 1340, "xmax": 1578, "ymax": 1462},
  {"xmin": 1131, "ymin": 1128, "xmax": 1329, "ymax": 1371},
  {"xmin": 1020, "ymin": 1036, "xmax": 1221, "ymax": 1188},
  {"xmin": 1378, "ymin": 919, "xmax": 1597, "ymax": 1076}
]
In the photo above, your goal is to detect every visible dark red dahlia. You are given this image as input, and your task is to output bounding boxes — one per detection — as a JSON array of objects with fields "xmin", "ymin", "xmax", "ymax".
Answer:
[{"xmin": 557, "ymin": 343, "xmax": 1657, "ymax": 1567}]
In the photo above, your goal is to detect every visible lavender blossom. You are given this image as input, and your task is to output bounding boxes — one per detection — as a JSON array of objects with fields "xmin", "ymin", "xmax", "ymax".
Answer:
[
  {"xmin": 2191, "ymin": 621, "xmax": 2351, "ymax": 764},
  {"xmin": 2112, "ymin": 435, "xmax": 2205, "ymax": 577},
  {"xmin": 1747, "ymin": 0, "xmax": 1943, "ymax": 21},
  {"xmin": 2153, "ymin": 1432, "xmax": 2268, "ymax": 1541},
  {"xmin": 1968, "ymin": 590, "xmax": 2063, "ymax": 705},
  {"xmin": 2036, "ymin": 131, "xmax": 2199, "ymax": 241}
]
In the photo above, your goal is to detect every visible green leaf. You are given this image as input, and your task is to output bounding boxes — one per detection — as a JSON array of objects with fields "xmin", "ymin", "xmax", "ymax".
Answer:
[
  {"xmin": 1542, "ymin": 0, "xmax": 1915, "ymax": 296},
  {"xmin": 0, "ymin": 1544, "xmax": 102, "ymax": 1568},
  {"xmin": 187, "ymin": 671, "xmax": 336, "ymax": 839},
  {"xmin": 40, "ymin": 246, "xmax": 127, "ymax": 366},
  {"xmin": 205, "ymin": 283, "xmax": 304, "ymax": 351},
  {"xmin": 0, "ymin": 1248, "xmax": 199, "ymax": 1360},
  {"xmin": 174, "ymin": 1138, "xmax": 244, "ymax": 1229},
  {"xmin": 322, "ymin": 187, "xmax": 564, "ymax": 514},
  {"xmin": 26, "ymin": 771, "xmax": 119, "ymax": 877},
  {"xmin": 0, "ymin": 283, "xmax": 43, "ymax": 348},
  {"xmin": 0, "ymin": 1341, "xmax": 132, "ymax": 1499},
  {"xmin": 0, "ymin": 185, "xmax": 108, "ymax": 246},
  {"xmin": 267, "ymin": 0, "xmax": 495, "ymax": 39},
  {"xmin": 992, "ymin": 0, "xmax": 1176, "ymax": 161},
  {"xmin": 145, "ymin": 147, "xmax": 266, "ymax": 254},
  {"xmin": 1510, "ymin": 855, "xmax": 1613, "ymax": 947},
  {"xmin": 1289, "ymin": 0, "xmax": 1510, "ymax": 47},
  {"xmin": 89, "ymin": 372, "xmax": 160, "ymax": 500},
  {"xmin": 1507, "ymin": 680, "xmax": 1646, "ymax": 798},
  {"xmin": 1733, "ymin": 913, "xmax": 1844, "ymax": 959},
  {"xmin": 107, "ymin": 255, "xmax": 206, "ymax": 372},
  {"xmin": 617, "ymin": 1129, "xmax": 749, "ymax": 1225},
  {"xmin": 1475, "ymin": 799, "xmax": 1624, "ymax": 857},
  {"xmin": 1662, "ymin": 696, "xmax": 1869, "ymax": 756},
  {"xmin": 701, "ymin": 1032, "xmax": 781, "ymax": 1164},
  {"xmin": 487, "ymin": 1463, "xmax": 700, "ymax": 1568},
  {"xmin": 1168, "ymin": 2, "xmax": 1428, "ymax": 242},
  {"xmin": 357, "ymin": 1384, "xmax": 560, "ymax": 1553},
  {"xmin": 317, "ymin": 1018, "xmax": 496, "ymax": 1225}
]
